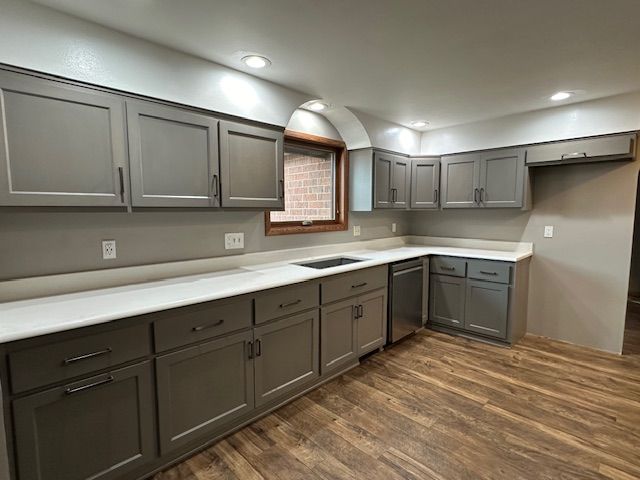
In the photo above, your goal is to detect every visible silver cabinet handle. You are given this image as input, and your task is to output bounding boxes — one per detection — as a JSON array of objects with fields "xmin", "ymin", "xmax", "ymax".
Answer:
[
  {"xmin": 480, "ymin": 187, "xmax": 485, "ymax": 203},
  {"xmin": 118, "ymin": 167, "xmax": 125, "ymax": 203},
  {"xmin": 479, "ymin": 270, "xmax": 498, "ymax": 276},
  {"xmin": 358, "ymin": 305, "xmax": 364, "ymax": 318},
  {"xmin": 211, "ymin": 174, "xmax": 219, "ymax": 198},
  {"xmin": 248, "ymin": 341, "xmax": 254, "ymax": 359},
  {"xmin": 255, "ymin": 339, "xmax": 262, "ymax": 357},
  {"xmin": 279, "ymin": 179, "xmax": 284, "ymax": 199},
  {"xmin": 473, "ymin": 188, "xmax": 479, "ymax": 204},
  {"xmin": 279, "ymin": 299, "xmax": 302, "ymax": 309},
  {"xmin": 63, "ymin": 347, "xmax": 112, "ymax": 365},
  {"xmin": 352, "ymin": 305, "xmax": 359, "ymax": 320},
  {"xmin": 440, "ymin": 266, "xmax": 455, "ymax": 271},
  {"xmin": 561, "ymin": 152, "xmax": 587, "ymax": 160},
  {"xmin": 65, "ymin": 375, "xmax": 114, "ymax": 395},
  {"xmin": 351, "ymin": 282, "xmax": 367, "ymax": 289},
  {"xmin": 434, "ymin": 189, "xmax": 439, "ymax": 205},
  {"xmin": 192, "ymin": 319, "xmax": 224, "ymax": 332}
]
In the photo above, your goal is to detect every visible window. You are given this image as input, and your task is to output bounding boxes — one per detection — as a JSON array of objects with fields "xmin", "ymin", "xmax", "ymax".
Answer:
[{"xmin": 265, "ymin": 130, "xmax": 348, "ymax": 235}]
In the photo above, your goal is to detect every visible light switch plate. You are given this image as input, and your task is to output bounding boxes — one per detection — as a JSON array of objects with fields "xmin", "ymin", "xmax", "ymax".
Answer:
[
  {"xmin": 102, "ymin": 240, "xmax": 117, "ymax": 260},
  {"xmin": 353, "ymin": 225, "xmax": 361, "ymax": 237},
  {"xmin": 391, "ymin": 223, "xmax": 397, "ymax": 233},
  {"xmin": 225, "ymin": 232, "xmax": 244, "ymax": 249},
  {"xmin": 544, "ymin": 225, "xmax": 554, "ymax": 238}
]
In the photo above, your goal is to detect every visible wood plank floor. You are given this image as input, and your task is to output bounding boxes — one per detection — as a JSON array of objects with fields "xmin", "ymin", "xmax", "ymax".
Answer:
[{"xmin": 154, "ymin": 330, "xmax": 640, "ymax": 480}]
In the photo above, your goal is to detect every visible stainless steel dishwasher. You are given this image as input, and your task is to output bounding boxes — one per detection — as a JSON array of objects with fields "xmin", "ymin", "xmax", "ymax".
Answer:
[{"xmin": 388, "ymin": 257, "xmax": 429, "ymax": 344}]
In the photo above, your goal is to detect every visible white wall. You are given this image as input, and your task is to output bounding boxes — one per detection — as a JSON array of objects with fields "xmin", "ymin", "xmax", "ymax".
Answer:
[
  {"xmin": 421, "ymin": 91, "xmax": 640, "ymax": 154},
  {"xmin": 286, "ymin": 109, "xmax": 343, "ymax": 140},
  {"xmin": 352, "ymin": 109, "xmax": 421, "ymax": 154}
]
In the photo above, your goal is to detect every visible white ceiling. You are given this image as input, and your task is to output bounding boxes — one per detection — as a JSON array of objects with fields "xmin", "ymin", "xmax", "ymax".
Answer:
[{"xmin": 32, "ymin": 0, "xmax": 640, "ymax": 130}]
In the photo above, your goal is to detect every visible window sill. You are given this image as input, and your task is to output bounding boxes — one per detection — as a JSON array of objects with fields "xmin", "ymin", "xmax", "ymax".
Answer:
[{"xmin": 264, "ymin": 218, "xmax": 348, "ymax": 236}]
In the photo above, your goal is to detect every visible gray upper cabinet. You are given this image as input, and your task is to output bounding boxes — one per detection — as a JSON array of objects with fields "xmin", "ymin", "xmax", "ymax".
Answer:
[
  {"xmin": 525, "ymin": 133, "xmax": 636, "ymax": 166},
  {"xmin": 219, "ymin": 121, "xmax": 284, "ymax": 208},
  {"xmin": 374, "ymin": 151, "xmax": 410, "ymax": 209},
  {"xmin": 440, "ymin": 153, "xmax": 479, "ymax": 209},
  {"xmin": 478, "ymin": 148, "xmax": 525, "ymax": 208},
  {"xmin": 464, "ymin": 279, "xmax": 509, "ymax": 339},
  {"xmin": 126, "ymin": 101, "xmax": 220, "ymax": 207},
  {"xmin": 320, "ymin": 298, "xmax": 358, "ymax": 374},
  {"xmin": 356, "ymin": 288, "xmax": 387, "ymax": 355},
  {"xmin": 0, "ymin": 70, "xmax": 129, "ymax": 207},
  {"xmin": 12, "ymin": 361, "xmax": 155, "ymax": 480},
  {"xmin": 410, "ymin": 157, "xmax": 440, "ymax": 209},
  {"xmin": 155, "ymin": 330, "xmax": 254, "ymax": 454},
  {"xmin": 253, "ymin": 310, "xmax": 319, "ymax": 407}
]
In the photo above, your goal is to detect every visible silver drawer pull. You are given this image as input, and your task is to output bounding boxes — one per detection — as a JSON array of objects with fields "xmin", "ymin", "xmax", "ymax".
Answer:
[
  {"xmin": 561, "ymin": 152, "xmax": 587, "ymax": 160},
  {"xmin": 192, "ymin": 319, "xmax": 225, "ymax": 332},
  {"xmin": 63, "ymin": 347, "xmax": 112, "ymax": 365},
  {"xmin": 440, "ymin": 266, "xmax": 456, "ymax": 271},
  {"xmin": 65, "ymin": 375, "xmax": 114, "ymax": 395},
  {"xmin": 479, "ymin": 270, "xmax": 498, "ymax": 276},
  {"xmin": 279, "ymin": 299, "xmax": 302, "ymax": 308},
  {"xmin": 351, "ymin": 282, "xmax": 367, "ymax": 289}
]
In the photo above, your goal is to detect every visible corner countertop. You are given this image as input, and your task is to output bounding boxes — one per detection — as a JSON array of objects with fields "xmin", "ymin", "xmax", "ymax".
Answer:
[{"xmin": 0, "ymin": 239, "xmax": 532, "ymax": 344}]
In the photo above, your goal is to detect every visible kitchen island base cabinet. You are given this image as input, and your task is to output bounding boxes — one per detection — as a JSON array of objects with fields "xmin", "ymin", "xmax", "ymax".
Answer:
[
  {"xmin": 12, "ymin": 361, "xmax": 155, "ymax": 480},
  {"xmin": 155, "ymin": 331, "xmax": 254, "ymax": 454},
  {"xmin": 254, "ymin": 311, "xmax": 319, "ymax": 407}
]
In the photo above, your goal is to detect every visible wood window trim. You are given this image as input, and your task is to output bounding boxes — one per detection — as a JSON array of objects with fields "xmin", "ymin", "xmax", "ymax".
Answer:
[{"xmin": 265, "ymin": 130, "xmax": 348, "ymax": 236}]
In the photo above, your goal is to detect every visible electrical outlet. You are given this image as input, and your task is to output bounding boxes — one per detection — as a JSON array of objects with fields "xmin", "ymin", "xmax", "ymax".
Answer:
[
  {"xmin": 102, "ymin": 240, "xmax": 117, "ymax": 260},
  {"xmin": 224, "ymin": 232, "xmax": 244, "ymax": 250},
  {"xmin": 544, "ymin": 225, "xmax": 554, "ymax": 238},
  {"xmin": 391, "ymin": 223, "xmax": 397, "ymax": 233},
  {"xmin": 353, "ymin": 225, "xmax": 361, "ymax": 237}
]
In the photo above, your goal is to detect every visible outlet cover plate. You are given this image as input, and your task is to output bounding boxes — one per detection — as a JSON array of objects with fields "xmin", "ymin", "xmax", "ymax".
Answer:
[
  {"xmin": 225, "ymin": 232, "xmax": 244, "ymax": 250},
  {"xmin": 102, "ymin": 240, "xmax": 117, "ymax": 260},
  {"xmin": 353, "ymin": 225, "xmax": 361, "ymax": 237},
  {"xmin": 544, "ymin": 225, "xmax": 554, "ymax": 238}
]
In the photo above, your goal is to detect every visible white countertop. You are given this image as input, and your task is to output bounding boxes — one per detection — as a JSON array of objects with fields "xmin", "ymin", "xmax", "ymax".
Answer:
[{"xmin": 0, "ymin": 241, "xmax": 532, "ymax": 344}]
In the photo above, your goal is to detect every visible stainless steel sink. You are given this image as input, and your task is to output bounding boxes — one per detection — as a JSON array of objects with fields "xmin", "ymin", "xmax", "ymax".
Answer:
[{"xmin": 296, "ymin": 257, "xmax": 364, "ymax": 269}]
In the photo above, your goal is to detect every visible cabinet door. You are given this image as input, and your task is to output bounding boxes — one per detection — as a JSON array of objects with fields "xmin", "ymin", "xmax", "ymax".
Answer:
[
  {"xmin": 373, "ymin": 151, "xmax": 393, "ymax": 208},
  {"xmin": 391, "ymin": 156, "xmax": 411, "ymax": 208},
  {"xmin": 429, "ymin": 274, "xmax": 466, "ymax": 328},
  {"xmin": 478, "ymin": 148, "xmax": 525, "ymax": 208},
  {"xmin": 219, "ymin": 121, "xmax": 284, "ymax": 208},
  {"xmin": 357, "ymin": 288, "xmax": 387, "ymax": 355},
  {"xmin": 464, "ymin": 280, "xmax": 509, "ymax": 339},
  {"xmin": 320, "ymin": 298, "xmax": 358, "ymax": 374},
  {"xmin": 440, "ymin": 153, "xmax": 479, "ymax": 209},
  {"xmin": 411, "ymin": 157, "xmax": 440, "ymax": 209},
  {"xmin": 127, "ymin": 101, "xmax": 220, "ymax": 207},
  {"xmin": 12, "ymin": 362, "xmax": 154, "ymax": 480},
  {"xmin": 254, "ymin": 310, "xmax": 319, "ymax": 407},
  {"xmin": 0, "ymin": 70, "xmax": 128, "ymax": 207},
  {"xmin": 155, "ymin": 331, "xmax": 254, "ymax": 454}
]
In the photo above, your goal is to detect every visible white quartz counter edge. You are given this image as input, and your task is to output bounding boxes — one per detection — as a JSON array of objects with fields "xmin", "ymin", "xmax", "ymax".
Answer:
[{"xmin": 0, "ymin": 244, "xmax": 532, "ymax": 344}]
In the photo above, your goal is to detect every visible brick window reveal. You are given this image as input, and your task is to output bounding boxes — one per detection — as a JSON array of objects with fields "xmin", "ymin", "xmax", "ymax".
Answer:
[{"xmin": 265, "ymin": 130, "xmax": 348, "ymax": 236}]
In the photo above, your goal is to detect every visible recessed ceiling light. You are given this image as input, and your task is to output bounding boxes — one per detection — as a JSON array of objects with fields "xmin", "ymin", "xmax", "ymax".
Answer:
[
  {"xmin": 241, "ymin": 55, "xmax": 271, "ymax": 69},
  {"xmin": 411, "ymin": 120, "xmax": 429, "ymax": 128},
  {"xmin": 307, "ymin": 101, "xmax": 328, "ymax": 111},
  {"xmin": 550, "ymin": 91, "xmax": 572, "ymax": 101}
]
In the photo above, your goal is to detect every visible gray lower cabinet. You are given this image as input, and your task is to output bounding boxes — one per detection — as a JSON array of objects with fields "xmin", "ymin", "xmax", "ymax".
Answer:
[
  {"xmin": 464, "ymin": 280, "xmax": 509, "ymax": 339},
  {"xmin": 254, "ymin": 310, "xmax": 319, "ymax": 407},
  {"xmin": 320, "ymin": 298, "xmax": 358, "ymax": 374},
  {"xmin": 12, "ymin": 361, "xmax": 155, "ymax": 480},
  {"xmin": 0, "ymin": 70, "xmax": 129, "ymax": 207},
  {"xmin": 155, "ymin": 331, "xmax": 254, "ymax": 454},
  {"xmin": 410, "ymin": 157, "xmax": 440, "ymax": 209},
  {"xmin": 126, "ymin": 101, "xmax": 220, "ymax": 207},
  {"xmin": 357, "ymin": 288, "xmax": 387, "ymax": 355},
  {"xmin": 219, "ymin": 121, "xmax": 284, "ymax": 208},
  {"xmin": 429, "ymin": 274, "xmax": 466, "ymax": 328}
]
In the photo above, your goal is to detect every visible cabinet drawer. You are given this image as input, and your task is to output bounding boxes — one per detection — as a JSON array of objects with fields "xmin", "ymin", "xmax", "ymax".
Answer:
[
  {"xmin": 321, "ymin": 266, "xmax": 387, "ymax": 304},
  {"xmin": 154, "ymin": 297, "xmax": 252, "ymax": 352},
  {"xmin": 467, "ymin": 259, "xmax": 512, "ymax": 284},
  {"xmin": 9, "ymin": 323, "xmax": 150, "ymax": 394},
  {"xmin": 430, "ymin": 256, "xmax": 467, "ymax": 277},
  {"xmin": 255, "ymin": 282, "xmax": 319, "ymax": 324}
]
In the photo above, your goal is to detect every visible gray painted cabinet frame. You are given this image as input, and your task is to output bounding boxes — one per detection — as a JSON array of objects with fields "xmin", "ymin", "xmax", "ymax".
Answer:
[
  {"xmin": 0, "ymin": 70, "xmax": 129, "ymax": 207},
  {"xmin": 219, "ymin": 121, "xmax": 284, "ymax": 208},
  {"xmin": 126, "ymin": 101, "xmax": 220, "ymax": 207}
]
